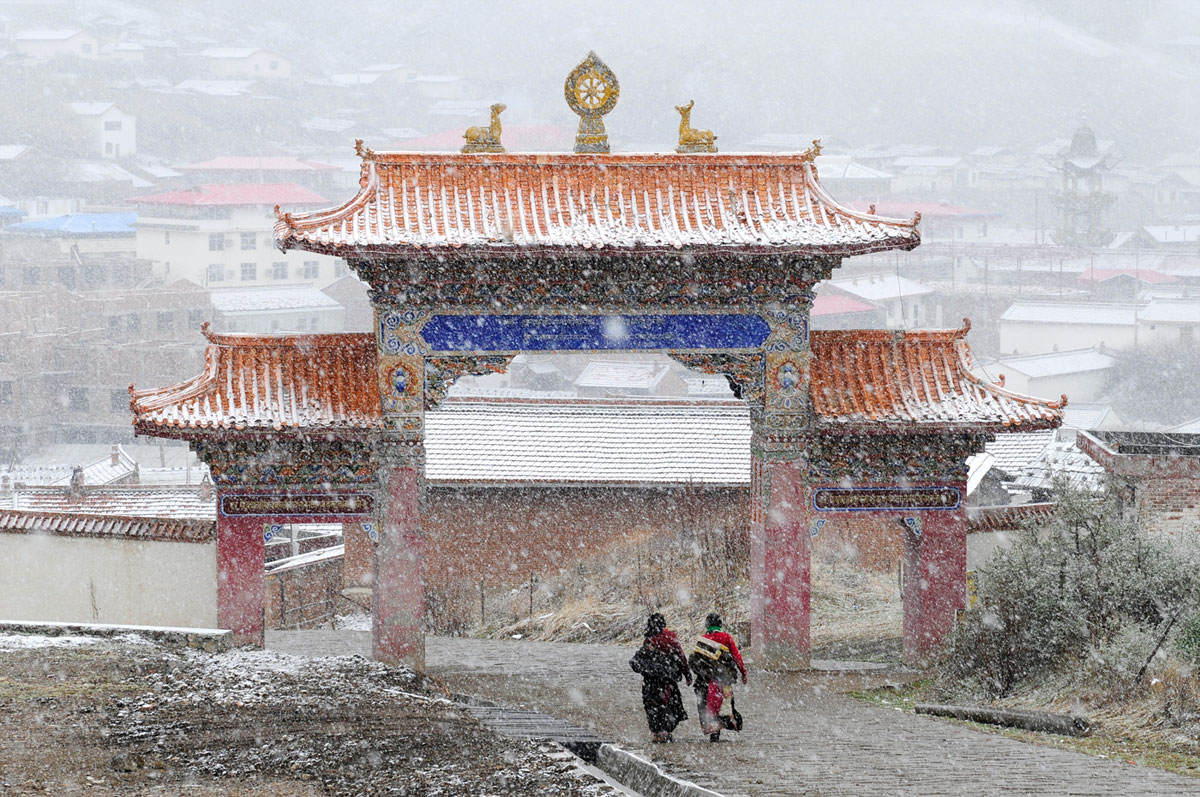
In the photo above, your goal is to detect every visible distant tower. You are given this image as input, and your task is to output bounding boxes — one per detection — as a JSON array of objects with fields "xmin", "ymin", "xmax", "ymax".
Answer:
[{"xmin": 1049, "ymin": 126, "xmax": 1115, "ymax": 247}]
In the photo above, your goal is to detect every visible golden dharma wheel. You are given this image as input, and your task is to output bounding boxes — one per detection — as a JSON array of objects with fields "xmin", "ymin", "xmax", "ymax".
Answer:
[{"xmin": 565, "ymin": 51, "xmax": 620, "ymax": 118}]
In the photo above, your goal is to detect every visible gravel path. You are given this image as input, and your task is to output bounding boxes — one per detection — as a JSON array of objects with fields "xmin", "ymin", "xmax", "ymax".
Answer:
[{"xmin": 270, "ymin": 631, "xmax": 1200, "ymax": 796}]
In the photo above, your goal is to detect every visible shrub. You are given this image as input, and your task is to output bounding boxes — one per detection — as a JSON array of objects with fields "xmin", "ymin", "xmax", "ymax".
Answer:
[{"xmin": 942, "ymin": 479, "xmax": 1200, "ymax": 697}]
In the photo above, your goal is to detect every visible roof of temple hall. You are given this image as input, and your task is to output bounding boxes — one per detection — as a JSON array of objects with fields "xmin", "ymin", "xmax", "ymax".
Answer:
[
  {"xmin": 273, "ymin": 152, "xmax": 921, "ymax": 258},
  {"xmin": 130, "ymin": 322, "xmax": 1062, "ymax": 439},
  {"xmin": 129, "ymin": 325, "xmax": 380, "ymax": 437},
  {"xmin": 810, "ymin": 323, "xmax": 1065, "ymax": 432}
]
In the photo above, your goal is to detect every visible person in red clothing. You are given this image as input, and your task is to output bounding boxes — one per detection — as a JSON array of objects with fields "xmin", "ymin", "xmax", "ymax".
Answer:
[
  {"xmin": 689, "ymin": 612, "xmax": 747, "ymax": 742},
  {"xmin": 630, "ymin": 612, "xmax": 691, "ymax": 742}
]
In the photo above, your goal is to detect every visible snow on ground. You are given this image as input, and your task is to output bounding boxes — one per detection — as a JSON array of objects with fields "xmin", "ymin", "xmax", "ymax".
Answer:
[
  {"xmin": 0, "ymin": 631, "xmax": 153, "ymax": 650},
  {"xmin": 335, "ymin": 611, "xmax": 371, "ymax": 630}
]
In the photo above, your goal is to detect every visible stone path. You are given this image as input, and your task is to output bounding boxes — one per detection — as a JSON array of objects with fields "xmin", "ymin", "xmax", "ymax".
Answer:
[{"xmin": 267, "ymin": 631, "xmax": 1200, "ymax": 796}]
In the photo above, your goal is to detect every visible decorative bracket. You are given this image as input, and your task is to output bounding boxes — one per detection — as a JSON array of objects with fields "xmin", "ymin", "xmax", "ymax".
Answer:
[{"xmin": 424, "ymin": 355, "xmax": 515, "ymax": 410}]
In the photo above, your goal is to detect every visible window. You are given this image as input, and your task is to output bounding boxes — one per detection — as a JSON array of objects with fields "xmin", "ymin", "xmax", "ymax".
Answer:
[
  {"xmin": 163, "ymin": 231, "xmax": 170, "ymax": 245},
  {"xmin": 126, "ymin": 314, "xmax": 141, "ymax": 333},
  {"xmin": 108, "ymin": 316, "xmax": 120, "ymax": 331},
  {"xmin": 241, "ymin": 232, "xmax": 256, "ymax": 250},
  {"xmin": 241, "ymin": 263, "xmax": 257, "ymax": 281},
  {"xmin": 207, "ymin": 264, "xmax": 225, "ymax": 283},
  {"xmin": 81, "ymin": 43, "xmax": 93, "ymax": 54},
  {"xmin": 36, "ymin": 200, "xmax": 48, "ymax": 215},
  {"xmin": 105, "ymin": 142, "xmax": 114, "ymax": 155},
  {"xmin": 189, "ymin": 309, "xmax": 207, "ymax": 327},
  {"xmin": 68, "ymin": 388, "xmax": 88, "ymax": 412},
  {"xmin": 296, "ymin": 317, "xmax": 308, "ymax": 330},
  {"xmin": 269, "ymin": 59, "xmax": 279, "ymax": 70},
  {"xmin": 209, "ymin": 233, "xmax": 226, "ymax": 251},
  {"xmin": 334, "ymin": 262, "xmax": 349, "ymax": 279},
  {"xmin": 1183, "ymin": 326, "xmax": 1195, "ymax": 344},
  {"xmin": 24, "ymin": 267, "xmax": 39, "ymax": 285},
  {"xmin": 157, "ymin": 311, "xmax": 175, "ymax": 331},
  {"xmin": 110, "ymin": 389, "xmax": 127, "ymax": 411},
  {"xmin": 302, "ymin": 261, "xmax": 320, "ymax": 279},
  {"xmin": 271, "ymin": 261, "xmax": 288, "ymax": 280},
  {"xmin": 104, "ymin": 120, "xmax": 122, "ymax": 131},
  {"xmin": 0, "ymin": 381, "xmax": 12, "ymax": 406}
]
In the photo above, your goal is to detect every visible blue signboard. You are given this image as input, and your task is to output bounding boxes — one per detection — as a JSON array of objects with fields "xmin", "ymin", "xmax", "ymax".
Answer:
[{"xmin": 419, "ymin": 314, "xmax": 770, "ymax": 352}]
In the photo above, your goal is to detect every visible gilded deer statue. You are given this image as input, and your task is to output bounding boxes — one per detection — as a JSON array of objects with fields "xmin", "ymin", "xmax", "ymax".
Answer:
[
  {"xmin": 675, "ymin": 100, "xmax": 717, "ymax": 153},
  {"xmin": 462, "ymin": 103, "xmax": 507, "ymax": 153}
]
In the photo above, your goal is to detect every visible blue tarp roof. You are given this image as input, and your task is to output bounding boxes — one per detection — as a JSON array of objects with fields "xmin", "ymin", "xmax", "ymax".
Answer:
[
  {"xmin": 0, "ymin": 207, "xmax": 26, "ymax": 218},
  {"xmin": 4, "ymin": 211, "xmax": 136, "ymax": 235}
]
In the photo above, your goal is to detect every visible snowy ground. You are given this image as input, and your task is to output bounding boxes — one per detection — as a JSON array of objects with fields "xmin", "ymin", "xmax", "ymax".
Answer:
[{"xmin": 0, "ymin": 632, "xmax": 622, "ymax": 796}]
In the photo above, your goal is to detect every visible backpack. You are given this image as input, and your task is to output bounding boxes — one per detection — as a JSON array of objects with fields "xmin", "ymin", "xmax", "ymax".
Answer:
[{"xmin": 688, "ymin": 636, "xmax": 736, "ymax": 684}]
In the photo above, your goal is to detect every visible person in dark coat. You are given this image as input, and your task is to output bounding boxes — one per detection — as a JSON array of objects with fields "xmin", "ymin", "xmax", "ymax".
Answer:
[{"xmin": 629, "ymin": 612, "xmax": 691, "ymax": 742}]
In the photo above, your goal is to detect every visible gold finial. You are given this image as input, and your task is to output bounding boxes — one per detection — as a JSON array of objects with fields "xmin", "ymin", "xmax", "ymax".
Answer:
[
  {"xmin": 674, "ymin": 100, "xmax": 717, "ymax": 154},
  {"xmin": 461, "ymin": 103, "xmax": 507, "ymax": 154},
  {"xmin": 565, "ymin": 51, "xmax": 619, "ymax": 153},
  {"xmin": 354, "ymin": 139, "xmax": 376, "ymax": 159},
  {"xmin": 801, "ymin": 138, "xmax": 823, "ymax": 163}
]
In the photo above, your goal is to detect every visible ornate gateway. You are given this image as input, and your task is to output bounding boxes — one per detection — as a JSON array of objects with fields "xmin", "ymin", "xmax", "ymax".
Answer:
[{"xmin": 133, "ymin": 55, "xmax": 1064, "ymax": 671}]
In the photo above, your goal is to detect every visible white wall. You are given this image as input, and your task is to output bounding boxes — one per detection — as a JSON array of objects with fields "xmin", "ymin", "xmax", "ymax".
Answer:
[
  {"xmin": 0, "ymin": 533, "xmax": 218, "ymax": 628},
  {"xmin": 999, "ymin": 321, "xmax": 1136, "ymax": 355}
]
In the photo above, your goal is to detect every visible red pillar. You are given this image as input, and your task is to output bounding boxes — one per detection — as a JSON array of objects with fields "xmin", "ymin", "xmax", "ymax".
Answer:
[
  {"xmin": 902, "ymin": 503, "xmax": 968, "ymax": 666},
  {"xmin": 216, "ymin": 513, "xmax": 265, "ymax": 645},
  {"xmin": 750, "ymin": 458, "xmax": 811, "ymax": 670},
  {"xmin": 373, "ymin": 463, "xmax": 425, "ymax": 670}
]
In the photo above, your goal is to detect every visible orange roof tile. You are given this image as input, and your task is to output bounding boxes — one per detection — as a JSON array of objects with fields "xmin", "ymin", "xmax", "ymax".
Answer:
[
  {"xmin": 129, "ymin": 324, "xmax": 381, "ymax": 436},
  {"xmin": 274, "ymin": 152, "xmax": 920, "ymax": 258},
  {"xmin": 810, "ymin": 323, "xmax": 1066, "ymax": 432}
]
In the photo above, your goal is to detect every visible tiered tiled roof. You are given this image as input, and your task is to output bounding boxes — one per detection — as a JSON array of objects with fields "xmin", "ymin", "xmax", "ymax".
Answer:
[
  {"xmin": 129, "ymin": 325, "xmax": 380, "ymax": 436},
  {"xmin": 274, "ymin": 152, "xmax": 920, "ymax": 258},
  {"xmin": 132, "ymin": 323, "xmax": 1063, "ymax": 439},
  {"xmin": 810, "ymin": 324, "xmax": 1065, "ymax": 432},
  {"xmin": 0, "ymin": 509, "xmax": 213, "ymax": 543}
]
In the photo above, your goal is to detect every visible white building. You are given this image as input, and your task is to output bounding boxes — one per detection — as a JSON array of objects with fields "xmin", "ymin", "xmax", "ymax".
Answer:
[
  {"xmin": 130, "ymin": 183, "xmax": 346, "ymax": 288},
  {"xmin": 975, "ymin": 348, "xmax": 1116, "ymax": 405},
  {"xmin": 197, "ymin": 48, "xmax": 291, "ymax": 79},
  {"xmin": 68, "ymin": 103, "xmax": 136, "ymax": 159},
  {"xmin": 998, "ymin": 301, "xmax": 1139, "ymax": 355},
  {"xmin": 13, "ymin": 29, "xmax": 100, "ymax": 60},
  {"xmin": 210, "ymin": 285, "xmax": 345, "ymax": 333},
  {"xmin": 1138, "ymin": 299, "xmax": 1200, "ymax": 345},
  {"xmin": 825, "ymin": 273, "xmax": 940, "ymax": 328}
]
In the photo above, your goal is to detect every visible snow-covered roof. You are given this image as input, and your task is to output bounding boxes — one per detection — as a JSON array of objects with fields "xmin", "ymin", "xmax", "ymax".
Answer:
[
  {"xmin": 1007, "ymin": 439, "xmax": 1106, "ymax": 493},
  {"xmin": 47, "ymin": 446, "xmax": 138, "ymax": 487},
  {"xmin": 0, "ymin": 145, "xmax": 31, "ymax": 161},
  {"xmin": 574, "ymin": 361, "xmax": 670, "ymax": 391},
  {"xmin": 0, "ymin": 508, "xmax": 213, "ymax": 543},
  {"xmin": 209, "ymin": 286, "xmax": 342, "ymax": 314},
  {"xmin": 988, "ymin": 348, "xmax": 1116, "ymax": 379},
  {"xmin": 827, "ymin": 273, "xmax": 932, "ymax": 302},
  {"xmin": 131, "ymin": 183, "xmax": 326, "ymax": 207},
  {"xmin": 999, "ymin": 301, "xmax": 1139, "ymax": 326},
  {"xmin": 985, "ymin": 430, "xmax": 1055, "ymax": 477},
  {"xmin": 173, "ymin": 80, "xmax": 254, "ymax": 96},
  {"xmin": 68, "ymin": 102, "xmax": 117, "ymax": 116},
  {"xmin": 425, "ymin": 401, "xmax": 751, "ymax": 484},
  {"xmin": 1140, "ymin": 299, "xmax": 1200, "ymax": 324},
  {"xmin": 199, "ymin": 47, "xmax": 267, "ymax": 59},
  {"xmin": 275, "ymin": 152, "xmax": 921, "ymax": 258},
  {"xmin": 14, "ymin": 29, "xmax": 86, "ymax": 41},
  {"xmin": 1061, "ymin": 402, "xmax": 1115, "ymax": 431},
  {"xmin": 3, "ymin": 486, "xmax": 216, "ymax": 520},
  {"xmin": 1141, "ymin": 225, "xmax": 1200, "ymax": 244}
]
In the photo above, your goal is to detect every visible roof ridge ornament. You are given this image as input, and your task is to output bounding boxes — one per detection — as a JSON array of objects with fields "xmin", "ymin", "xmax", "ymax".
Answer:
[
  {"xmin": 354, "ymin": 139, "xmax": 376, "ymax": 160},
  {"xmin": 565, "ymin": 51, "xmax": 619, "ymax": 153},
  {"xmin": 675, "ymin": 100, "xmax": 717, "ymax": 154},
  {"xmin": 461, "ymin": 103, "xmax": 507, "ymax": 154},
  {"xmin": 800, "ymin": 139, "xmax": 822, "ymax": 163}
]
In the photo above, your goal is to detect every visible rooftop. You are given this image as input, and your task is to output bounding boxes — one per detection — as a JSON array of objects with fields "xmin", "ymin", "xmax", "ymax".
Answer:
[
  {"xmin": 848, "ymin": 200, "xmax": 1000, "ymax": 220},
  {"xmin": 810, "ymin": 293, "xmax": 877, "ymax": 317},
  {"xmin": 0, "ymin": 508, "xmax": 213, "ymax": 543},
  {"xmin": 275, "ymin": 151, "xmax": 921, "ymax": 259},
  {"xmin": 2, "ymin": 486, "xmax": 215, "ymax": 520},
  {"xmin": 986, "ymin": 348, "xmax": 1116, "ymax": 379},
  {"xmin": 1139, "ymin": 299, "xmax": 1200, "ymax": 324},
  {"xmin": 209, "ymin": 285, "xmax": 342, "ymax": 314},
  {"xmin": 131, "ymin": 183, "xmax": 327, "ymax": 207},
  {"xmin": 827, "ymin": 273, "xmax": 932, "ymax": 302},
  {"xmin": 425, "ymin": 400, "xmax": 750, "ymax": 484},
  {"xmin": 574, "ymin": 361, "xmax": 670, "ymax": 391},
  {"xmin": 3, "ymin": 212, "xmax": 136, "ymax": 236},
  {"xmin": 999, "ymin": 301, "xmax": 1140, "ymax": 326}
]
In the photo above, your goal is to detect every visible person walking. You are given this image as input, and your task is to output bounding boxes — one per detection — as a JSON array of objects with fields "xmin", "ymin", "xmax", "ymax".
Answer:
[
  {"xmin": 688, "ymin": 612, "xmax": 747, "ymax": 742},
  {"xmin": 629, "ymin": 612, "xmax": 691, "ymax": 742}
]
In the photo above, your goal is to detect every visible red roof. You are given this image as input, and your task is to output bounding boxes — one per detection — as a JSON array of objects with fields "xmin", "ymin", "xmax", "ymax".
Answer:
[
  {"xmin": 811, "ymin": 294, "xmax": 877, "ymax": 317},
  {"xmin": 849, "ymin": 201, "xmax": 1000, "ymax": 220},
  {"xmin": 275, "ymin": 151, "xmax": 921, "ymax": 258},
  {"xmin": 179, "ymin": 156, "xmax": 338, "ymax": 172},
  {"xmin": 132, "ymin": 322, "xmax": 1063, "ymax": 440},
  {"xmin": 809, "ymin": 323, "xmax": 1065, "ymax": 432},
  {"xmin": 1077, "ymin": 267, "xmax": 1178, "ymax": 285},
  {"xmin": 131, "ymin": 183, "xmax": 328, "ymax": 207},
  {"xmin": 130, "ymin": 324, "xmax": 380, "ymax": 436}
]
